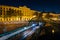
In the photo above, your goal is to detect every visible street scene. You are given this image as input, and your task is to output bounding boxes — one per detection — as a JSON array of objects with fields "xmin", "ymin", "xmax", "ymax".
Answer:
[{"xmin": 0, "ymin": 0, "xmax": 60, "ymax": 40}]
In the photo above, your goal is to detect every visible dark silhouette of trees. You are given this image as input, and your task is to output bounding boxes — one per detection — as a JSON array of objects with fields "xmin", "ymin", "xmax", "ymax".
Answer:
[
  {"xmin": 45, "ymin": 12, "xmax": 53, "ymax": 19},
  {"xmin": 33, "ymin": 12, "xmax": 43, "ymax": 22},
  {"xmin": 45, "ymin": 12, "xmax": 50, "ymax": 19}
]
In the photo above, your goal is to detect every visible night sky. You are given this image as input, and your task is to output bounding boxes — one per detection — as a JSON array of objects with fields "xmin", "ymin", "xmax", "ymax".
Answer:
[{"xmin": 0, "ymin": 0, "xmax": 60, "ymax": 13}]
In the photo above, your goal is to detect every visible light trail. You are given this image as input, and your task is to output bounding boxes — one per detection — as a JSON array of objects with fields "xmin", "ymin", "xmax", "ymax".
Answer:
[
  {"xmin": 0, "ymin": 26, "xmax": 32, "ymax": 40},
  {"xmin": 21, "ymin": 26, "xmax": 39, "ymax": 40},
  {"xmin": 21, "ymin": 22, "xmax": 43, "ymax": 40},
  {"xmin": 0, "ymin": 24, "xmax": 38, "ymax": 40},
  {"xmin": 0, "ymin": 22, "xmax": 43, "ymax": 40}
]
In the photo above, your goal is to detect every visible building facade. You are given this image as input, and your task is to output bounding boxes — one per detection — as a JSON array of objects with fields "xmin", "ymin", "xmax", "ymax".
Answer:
[
  {"xmin": 0, "ymin": 5, "xmax": 59, "ymax": 22},
  {"xmin": 0, "ymin": 5, "xmax": 36, "ymax": 22}
]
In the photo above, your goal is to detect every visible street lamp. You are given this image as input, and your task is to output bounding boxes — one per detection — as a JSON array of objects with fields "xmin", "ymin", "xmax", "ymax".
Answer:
[{"xmin": 52, "ymin": 29, "xmax": 54, "ymax": 34}]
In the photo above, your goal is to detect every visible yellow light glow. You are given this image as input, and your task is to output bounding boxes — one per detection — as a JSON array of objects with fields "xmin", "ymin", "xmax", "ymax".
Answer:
[
  {"xmin": 52, "ymin": 29, "xmax": 54, "ymax": 33},
  {"xmin": 51, "ymin": 18, "xmax": 57, "ymax": 20},
  {"xmin": 10, "ymin": 18, "xmax": 12, "ymax": 21},
  {"xmin": 16, "ymin": 17, "xmax": 19, "ymax": 21},
  {"xmin": 33, "ymin": 15, "xmax": 36, "ymax": 18}
]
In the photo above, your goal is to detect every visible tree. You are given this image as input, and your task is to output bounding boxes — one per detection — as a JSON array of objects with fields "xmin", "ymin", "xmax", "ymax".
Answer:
[
  {"xmin": 45, "ymin": 12, "xmax": 53, "ymax": 20},
  {"xmin": 33, "ymin": 12, "xmax": 38, "ymax": 16},
  {"xmin": 39, "ymin": 12, "xmax": 43, "ymax": 21},
  {"xmin": 45, "ymin": 12, "xmax": 50, "ymax": 19},
  {"xmin": 33, "ymin": 12, "xmax": 43, "ymax": 22}
]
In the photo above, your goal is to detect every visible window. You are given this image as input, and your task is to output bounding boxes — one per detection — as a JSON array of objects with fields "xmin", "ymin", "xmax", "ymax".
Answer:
[
  {"xmin": 6, "ymin": 8, "xmax": 8, "ymax": 10},
  {"xmin": 0, "ymin": 7, "xmax": 2, "ymax": 9},
  {"xmin": 4, "ymin": 8, "xmax": 5, "ymax": 10},
  {"xmin": 0, "ymin": 8, "xmax": 2, "ymax": 16},
  {"xmin": 9, "ymin": 8, "xmax": 11, "ymax": 10}
]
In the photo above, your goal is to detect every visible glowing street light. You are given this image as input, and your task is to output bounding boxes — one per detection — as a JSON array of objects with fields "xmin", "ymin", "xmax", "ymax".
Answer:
[{"xmin": 52, "ymin": 29, "xmax": 54, "ymax": 33}]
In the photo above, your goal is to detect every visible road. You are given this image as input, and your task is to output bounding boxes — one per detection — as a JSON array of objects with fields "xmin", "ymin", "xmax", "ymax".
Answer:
[{"xmin": 0, "ymin": 22, "xmax": 43, "ymax": 40}]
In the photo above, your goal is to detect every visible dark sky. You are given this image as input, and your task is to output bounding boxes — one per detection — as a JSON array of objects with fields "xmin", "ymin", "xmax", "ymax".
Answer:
[{"xmin": 0, "ymin": 0, "xmax": 60, "ymax": 13}]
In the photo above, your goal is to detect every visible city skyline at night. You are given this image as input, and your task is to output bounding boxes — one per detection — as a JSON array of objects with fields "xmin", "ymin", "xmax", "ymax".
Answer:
[{"xmin": 0, "ymin": 0, "xmax": 60, "ymax": 40}]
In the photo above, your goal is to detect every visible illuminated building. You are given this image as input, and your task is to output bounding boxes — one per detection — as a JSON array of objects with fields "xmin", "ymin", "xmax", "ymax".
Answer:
[
  {"xmin": 0, "ymin": 5, "xmax": 59, "ymax": 22},
  {"xmin": 0, "ymin": 5, "xmax": 36, "ymax": 22},
  {"xmin": 19, "ymin": 6, "xmax": 35, "ymax": 21},
  {"xmin": 42, "ymin": 12, "xmax": 60, "ymax": 21}
]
